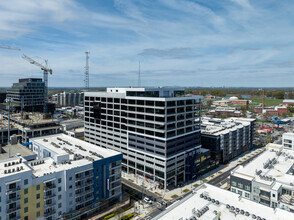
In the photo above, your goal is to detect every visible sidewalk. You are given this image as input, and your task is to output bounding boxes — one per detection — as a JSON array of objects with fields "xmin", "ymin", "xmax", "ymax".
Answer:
[{"xmin": 122, "ymin": 148, "xmax": 264, "ymax": 200}]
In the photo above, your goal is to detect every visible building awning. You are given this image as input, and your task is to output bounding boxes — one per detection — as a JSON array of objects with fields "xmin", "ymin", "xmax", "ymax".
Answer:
[{"xmin": 22, "ymin": 142, "xmax": 32, "ymax": 146}]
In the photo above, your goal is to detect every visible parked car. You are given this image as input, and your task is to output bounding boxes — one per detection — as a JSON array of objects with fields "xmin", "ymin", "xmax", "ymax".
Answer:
[{"xmin": 144, "ymin": 197, "xmax": 152, "ymax": 204}]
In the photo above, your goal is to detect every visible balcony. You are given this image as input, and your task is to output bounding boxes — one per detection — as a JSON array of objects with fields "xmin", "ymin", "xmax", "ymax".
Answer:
[
  {"xmin": 7, "ymin": 186, "xmax": 21, "ymax": 194},
  {"xmin": 7, "ymin": 195, "xmax": 21, "ymax": 204},
  {"xmin": 7, "ymin": 206, "xmax": 21, "ymax": 213},
  {"xmin": 44, "ymin": 202, "xmax": 56, "ymax": 208},
  {"xmin": 44, "ymin": 193, "xmax": 56, "ymax": 200},
  {"xmin": 44, "ymin": 184, "xmax": 56, "ymax": 191},
  {"xmin": 44, "ymin": 209, "xmax": 56, "ymax": 217},
  {"xmin": 7, "ymin": 215, "xmax": 21, "ymax": 220}
]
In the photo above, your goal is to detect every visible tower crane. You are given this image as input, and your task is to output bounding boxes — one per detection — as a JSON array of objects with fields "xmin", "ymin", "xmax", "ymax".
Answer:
[
  {"xmin": 0, "ymin": 45, "xmax": 21, "ymax": 51},
  {"xmin": 22, "ymin": 54, "xmax": 53, "ymax": 113}
]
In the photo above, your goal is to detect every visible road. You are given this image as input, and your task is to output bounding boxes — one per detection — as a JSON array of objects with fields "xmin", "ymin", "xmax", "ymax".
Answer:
[
  {"xmin": 208, "ymin": 149, "xmax": 264, "ymax": 187},
  {"xmin": 122, "ymin": 178, "xmax": 161, "ymax": 201}
]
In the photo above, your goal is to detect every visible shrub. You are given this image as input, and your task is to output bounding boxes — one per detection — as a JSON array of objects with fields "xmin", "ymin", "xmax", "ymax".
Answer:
[
  {"xmin": 193, "ymin": 184, "xmax": 199, "ymax": 187},
  {"xmin": 202, "ymin": 179, "xmax": 208, "ymax": 182},
  {"xmin": 120, "ymin": 213, "xmax": 134, "ymax": 220},
  {"xmin": 103, "ymin": 213, "xmax": 115, "ymax": 220},
  {"xmin": 171, "ymin": 194, "xmax": 179, "ymax": 199}
]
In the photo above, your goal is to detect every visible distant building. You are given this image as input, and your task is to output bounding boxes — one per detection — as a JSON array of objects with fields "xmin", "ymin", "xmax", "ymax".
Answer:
[
  {"xmin": 206, "ymin": 107, "xmax": 242, "ymax": 117},
  {"xmin": 61, "ymin": 119, "xmax": 84, "ymax": 138},
  {"xmin": 201, "ymin": 117, "xmax": 256, "ymax": 163},
  {"xmin": 254, "ymin": 106, "xmax": 288, "ymax": 116},
  {"xmin": 6, "ymin": 78, "xmax": 55, "ymax": 114},
  {"xmin": 0, "ymin": 134, "xmax": 122, "ymax": 220},
  {"xmin": 153, "ymin": 183, "xmax": 293, "ymax": 220},
  {"xmin": 231, "ymin": 99, "xmax": 249, "ymax": 106},
  {"xmin": 283, "ymin": 99, "xmax": 294, "ymax": 106},
  {"xmin": 57, "ymin": 92, "xmax": 84, "ymax": 107},
  {"xmin": 84, "ymin": 87, "xmax": 202, "ymax": 189},
  {"xmin": 230, "ymin": 136, "xmax": 294, "ymax": 212}
]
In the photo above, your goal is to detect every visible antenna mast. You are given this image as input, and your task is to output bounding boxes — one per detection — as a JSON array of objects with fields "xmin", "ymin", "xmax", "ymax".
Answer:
[
  {"xmin": 85, "ymin": 51, "xmax": 90, "ymax": 91},
  {"xmin": 138, "ymin": 61, "xmax": 141, "ymax": 87}
]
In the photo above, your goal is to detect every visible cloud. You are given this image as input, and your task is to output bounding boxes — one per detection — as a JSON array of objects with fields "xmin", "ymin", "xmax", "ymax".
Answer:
[{"xmin": 138, "ymin": 48, "xmax": 201, "ymax": 59}]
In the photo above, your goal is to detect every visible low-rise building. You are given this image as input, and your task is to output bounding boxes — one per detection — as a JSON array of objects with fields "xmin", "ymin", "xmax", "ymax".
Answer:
[
  {"xmin": 201, "ymin": 117, "xmax": 255, "ymax": 163},
  {"xmin": 230, "ymin": 133, "xmax": 294, "ymax": 212},
  {"xmin": 153, "ymin": 183, "xmax": 293, "ymax": 220},
  {"xmin": 0, "ymin": 134, "xmax": 123, "ymax": 220}
]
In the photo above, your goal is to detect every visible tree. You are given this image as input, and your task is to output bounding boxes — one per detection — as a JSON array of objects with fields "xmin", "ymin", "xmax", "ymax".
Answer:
[{"xmin": 200, "ymin": 90, "xmax": 207, "ymax": 96}]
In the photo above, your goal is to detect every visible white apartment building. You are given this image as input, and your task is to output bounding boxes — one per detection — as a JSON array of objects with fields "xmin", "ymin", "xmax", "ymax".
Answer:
[
  {"xmin": 0, "ymin": 134, "xmax": 122, "ymax": 220},
  {"xmin": 84, "ymin": 87, "xmax": 202, "ymax": 189},
  {"xmin": 230, "ymin": 133, "xmax": 294, "ymax": 213},
  {"xmin": 153, "ymin": 183, "xmax": 293, "ymax": 220}
]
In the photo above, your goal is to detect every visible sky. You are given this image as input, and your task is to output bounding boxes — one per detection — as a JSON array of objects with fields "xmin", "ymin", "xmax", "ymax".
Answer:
[{"xmin": 0, "ymin": 0, "xmax": 294, "ymax": 88}]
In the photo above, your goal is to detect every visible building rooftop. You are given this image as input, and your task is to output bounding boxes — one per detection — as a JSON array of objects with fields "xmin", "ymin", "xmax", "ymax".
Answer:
[
  {"xmin": 86, "ymin": 87, "xmax": 202, "ymax": 100},
  {"xmin": 0, "ymin": 134, "xmax": 121, "ymax": 179},
  {"xmin": 201, "ymin": 117, "xmax": 254, "ymax": 136},
  {"xmin": 0, "ymin": 143, "xmax": 36, "ymax": 160},
  {"xmin": 154, "ymin": 183, "xmax": 292, "ymax": 220},
  {"xmin": 232, "ymin": 143, "xmax": 294, "ymax": 187},
  {"xmin": 30, "ymin": 134, "xmax": 121, "ymax": 177}
]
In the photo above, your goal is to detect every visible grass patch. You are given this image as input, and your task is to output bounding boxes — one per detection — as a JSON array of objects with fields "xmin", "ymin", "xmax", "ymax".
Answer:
[
  {"xmin": 103, "ymin": 213, "xmax": 115, "ymax": 220},
  {"xmin": 202, "ymin": 179, "xmax": 208, "ymax": 182},
  {"xmin": 210, "ymin": 175, "xmax": 215, "ymax": 178},
  {"xmin": 171, "ymin": 194, "xmax": 179, "ymax": 199},
  {"xmin": 251, "ymin": 98, "xmax": 283, "ymax": 107},
  {"xmin": 193, "ymin": 184, "xmax": 199, "ymax": 187},
  {"xmin": 183, "ymin": 189, "xmax": 190, "ymax": 193},
  {"xmin": 218, "ymin": 171, "xmax": 222, "ymax": 174}
]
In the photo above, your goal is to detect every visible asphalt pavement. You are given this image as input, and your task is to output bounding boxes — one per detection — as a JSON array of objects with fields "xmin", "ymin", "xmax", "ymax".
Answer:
[{"xmin": 208, "ymin": 149, "xmax": 264, "ymax": 187}]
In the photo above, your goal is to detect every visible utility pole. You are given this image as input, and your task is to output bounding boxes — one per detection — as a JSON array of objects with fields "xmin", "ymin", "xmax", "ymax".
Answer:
[{"xmin": 85, "ymin": 51, "xmax": 90, "ymax": 91}]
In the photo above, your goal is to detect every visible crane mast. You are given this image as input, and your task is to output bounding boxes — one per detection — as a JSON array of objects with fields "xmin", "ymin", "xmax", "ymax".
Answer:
[{"xmin": 22, "ymin": 54, "xmax": 52, "ymax": 113}]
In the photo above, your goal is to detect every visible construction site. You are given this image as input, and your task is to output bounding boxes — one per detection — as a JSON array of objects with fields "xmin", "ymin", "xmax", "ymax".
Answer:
[{"xmin": 1, "ymin": 112, "xmax": 62, "ymax": 144}]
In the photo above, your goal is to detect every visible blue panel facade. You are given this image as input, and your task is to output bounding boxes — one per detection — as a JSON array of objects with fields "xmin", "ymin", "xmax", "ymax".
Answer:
[{"xmin": 92, "ymin": 154, "xmax": 123, "ymax": 202}]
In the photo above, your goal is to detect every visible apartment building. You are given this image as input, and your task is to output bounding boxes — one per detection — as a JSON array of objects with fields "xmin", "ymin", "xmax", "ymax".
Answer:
[
  {"xmin": 84, "ymin": 87, "xmax": 202, "ymax": 189},
  {"xmin": 57, "ymin": 92, "xmax": 84, "ymax": 107},
  {"xmin": 230, "ymin": 133, "xmax": 294, "ymax": 213},
  {"xmin": 201, "ymin": 117, "xmax": 256, "ymax": 163},
  {"xmin": 0, "ymin": 134, "xmax": 122, "ymax": 220},
  {"xmin": 153, "ymin": 183, "xmax": 293, "ymax": 220}
]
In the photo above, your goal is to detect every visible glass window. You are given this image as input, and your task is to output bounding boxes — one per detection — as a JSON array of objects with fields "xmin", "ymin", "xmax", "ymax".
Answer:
[
  {"xmin": 232, "ymin": 188, "xmax": 236, "ymax": 193},
  {"xmin": 58, "ymin": 187, "xmax": 61, "ymax": 192},
  {"xmin": 245, "ymin": 193, "xmax": 250, "ymax": 198},
  {"xmin": 24, "ymin": 179, "xmax": 28, "ymax": 185},
  {"xmin": 58, "ymin": 203, "xmax": 62, "ymax": 208},
  {"xmin": 36, "ymin": 193, "xmax": 40, "ymax": 199},
  {"xmin": 58, "ymin": 178, "xmax": 62, "ymax": 183},
  {"xmin": 36, "ymin": 202, "xmax": 40, "ymax": 208},
  {"xmin": 36, "ymin": 211, "xmax": 40, "ymax": 217},
  {"xmin": 36, "ymin": 185, "xmax": 40, "ymax": 190},
  {"xmin": 238, "ymin": 190, "xmax": 242, "ymax": 196},
  {"xmin": 24, "ymin": 188, "xmax": 28, "ymax": 194},
  {"xmin": 24, "ymin": 198, "xmax": 28, "ymax": 204},
  {"xmin": 231, "ymin": 181, "xmax": 237, "ymax": 187},
  {"xmin": 24, "ymin": 207, "xmax": 28, "ymax": 213}
]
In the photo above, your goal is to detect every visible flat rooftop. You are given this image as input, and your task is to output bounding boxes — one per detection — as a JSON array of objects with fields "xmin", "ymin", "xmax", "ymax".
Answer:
[
  {"xmin": 201, "ymin": 117, "xmax": 252, "ymax": 136},
  {"xmin": 154, "ymin": 183, "xmax": 293, "ymax": 220},
  {"xmin": 30, "ymin": 134, "xmax": 122, "ymax": 177},
  {"xmin": 232, "ymin": 143, "xmax": 294, "ymax": 186},
  {"xmin": 0, "ymin": 143, "xmax": 36, "ymax": 160}
]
